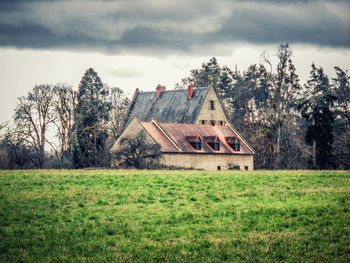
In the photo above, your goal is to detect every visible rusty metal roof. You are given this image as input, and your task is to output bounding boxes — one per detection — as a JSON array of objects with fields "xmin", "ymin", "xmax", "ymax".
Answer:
[
  {"xmin": 125, "ymin": 87, "xmax": 209, "ymax": 126},
  {"xmin": 140, "ymin": 120, "xmax": 254, "ymax": 155}
]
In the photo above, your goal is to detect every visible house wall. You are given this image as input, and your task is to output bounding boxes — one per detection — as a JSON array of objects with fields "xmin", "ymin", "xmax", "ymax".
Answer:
[
  {"xmin": 160, "ymin": 153, "xmax": 254, "ymax": 171},
  {"xmin": 195, "ymin": 87, "xmax": 228, "ymax": 125},
  {"xmin": 110, "ymin": 118, "xmax": 157, "ymax": 167}
]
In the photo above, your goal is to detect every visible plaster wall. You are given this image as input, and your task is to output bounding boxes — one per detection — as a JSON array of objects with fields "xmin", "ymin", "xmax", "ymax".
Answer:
[
  {"xmin": 195, "ymin": 87, "xmax": 228, "ymax": 125},
  {"xmin": 160, "ymin": 153, "xmax": 254, "ymax": 171}
]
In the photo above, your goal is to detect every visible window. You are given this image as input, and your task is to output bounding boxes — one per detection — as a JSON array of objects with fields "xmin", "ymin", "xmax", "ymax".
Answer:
[
  {"xmin": 201, "ymin": 120, "xmax": 207, "ymax": 124},
  {"xmin": 209, "ymin": 100, "xmax": 215, "ymax": 110},
  {"xmin": 189, "ymin": 140, "xmax": 201, "ymax": 150},
  {"xmin": 226, "ymin": 137, "xmax": 240, "ymax": 151},
  {"xmin": 210, "ymin": 120, "xmax": 215, "ymax": 126},
  {"xmin": 213, "ymin": 141, "xmax": 220, "ymax": 151},
  {"xmin": 219, "ymin": 121, "xmax": 224, "ymax": 126},
  {"xmin": 217, "ymin": 166, "xmax": 221, "ymax": 171},
  {"xmin": 186, "ymin": 136, "xmax": 202, "ymax": 150},
  {"xmin": 205, "ymin": 136, "xmax": 220, "ymax": 151},
  {"xmin": 245, "ymin": 166, "xmax": 249, "ymax": 171}
]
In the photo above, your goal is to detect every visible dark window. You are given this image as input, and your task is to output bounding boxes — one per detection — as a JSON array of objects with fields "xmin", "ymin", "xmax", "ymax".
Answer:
[
  {"xmin": 210, "ymin": 100, "xmax": 215, "ymax": 110},
  {"xmin": 189, "ymin": 141, "xmax": 201, "ymax": 150},
  {"xmin": 217, "ymin": 166, "xmax": 221, "ymax": 171},
  {"xmin": 210, "ymin": 120, "xmax": 215, "ymax": 126},
  {"xmin": 201, "ymin": 120, "xmax": 206, "ymax": 124},
  {"xmin": 208, "ymin": 140, "xmax": 220, "ymax": 151},
  {"xmin": 228, "ymin": 142, "xmax": 240, "ymax": 151},
  {"xmin": 219, "ymin": 121, "xmax": 223, "ymax": 125},
  {"xmin": 245, "ymin": 166, "xmax": 249, "ymax": 171},
  {"xmin": 187, "ymin": 137, "xmax": 202, "ymax": 150}
]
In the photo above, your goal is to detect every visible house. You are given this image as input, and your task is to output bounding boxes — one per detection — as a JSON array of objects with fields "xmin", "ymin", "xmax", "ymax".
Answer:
[
  {"xmin": 111, "ymin": 118, "xmax": 254, "ymax": 170},
  {"xmin": 112, "ymin": 85, "xmax": 254, "ymax": 170}
]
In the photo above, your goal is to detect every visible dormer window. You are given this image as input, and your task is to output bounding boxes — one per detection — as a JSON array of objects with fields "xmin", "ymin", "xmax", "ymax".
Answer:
[
  {"xmin": 205, "ymin": 136, "xmax": 220, "ymax": 151},
  {"xmin": 186, "ymin": 136, "xmax": 202, "ymax": 150},
  {"xmin": 226, "ymin": 137, "xmax": 240, "ymax": 151}
]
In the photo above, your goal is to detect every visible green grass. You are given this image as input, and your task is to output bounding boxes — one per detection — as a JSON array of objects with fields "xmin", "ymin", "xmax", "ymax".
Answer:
[{"xmin": 0, "ymin": 170, "xmax": 349, "ymax": 262}]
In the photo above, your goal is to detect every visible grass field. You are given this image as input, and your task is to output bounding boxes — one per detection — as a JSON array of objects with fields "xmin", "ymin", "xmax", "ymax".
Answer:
[{"xmin": 0, "ymin": 170, "xmax": 349, "ymax": 262}]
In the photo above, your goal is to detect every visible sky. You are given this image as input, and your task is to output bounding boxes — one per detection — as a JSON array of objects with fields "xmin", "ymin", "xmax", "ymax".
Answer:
[{"xmin": 0, "ymin": 0, "xmax": 350, "ymax": 125}]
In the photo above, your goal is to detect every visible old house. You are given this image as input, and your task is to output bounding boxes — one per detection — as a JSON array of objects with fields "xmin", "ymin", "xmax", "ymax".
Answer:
[{"xmin": 112, "ymin": 86, "xmax": 254, "ymax": 170}]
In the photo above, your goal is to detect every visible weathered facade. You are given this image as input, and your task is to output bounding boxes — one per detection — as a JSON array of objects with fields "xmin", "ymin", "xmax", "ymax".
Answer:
[
  {"xmin": 112, "ymin": 118, "xmax": 254, "ymax": 171},
  {"xmin": 112, "ymin": 86, "xmax": 254, "ymax": 170}
]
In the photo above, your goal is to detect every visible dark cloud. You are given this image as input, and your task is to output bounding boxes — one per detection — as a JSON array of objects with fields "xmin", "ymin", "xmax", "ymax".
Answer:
[{"xmin": 0, "ymin": 0, "xmax": 349, "ymax": 54}]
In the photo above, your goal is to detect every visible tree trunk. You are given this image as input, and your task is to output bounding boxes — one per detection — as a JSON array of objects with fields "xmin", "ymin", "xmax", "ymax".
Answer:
[
  {"xmin": 312, "ymin": 118, "xmax": 316, "ymax": 168},
  {"xmin": 276, "ymin": 122, "xmax": 281, "ymax": 169}
]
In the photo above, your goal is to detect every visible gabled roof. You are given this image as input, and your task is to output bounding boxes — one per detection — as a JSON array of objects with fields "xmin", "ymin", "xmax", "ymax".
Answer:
[
  {"xmin": 125, "ymin": 87, "xmax": 209, "ymax": 126},
  {"xmin": 139, "ymin": 120, "xmax": 254, "ymax": 155}
]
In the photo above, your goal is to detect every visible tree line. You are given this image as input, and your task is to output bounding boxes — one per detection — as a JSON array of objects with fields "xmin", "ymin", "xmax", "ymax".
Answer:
[
  {"xmin": 0, "ymin": 44, "xmax": 349, "ymax": 169},
  {"xmin": 179, "ymin": 44, "xmax": 350, "ymax": 169},
  {"xmin": 0, "ymin": 68, "xmax": 129, "ymax": 169}
]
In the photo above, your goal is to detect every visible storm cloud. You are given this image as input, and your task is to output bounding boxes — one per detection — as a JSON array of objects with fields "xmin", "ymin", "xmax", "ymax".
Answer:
[{"xmin": 0, "ymin": 0, "xmax": 349, "ymax": 54}]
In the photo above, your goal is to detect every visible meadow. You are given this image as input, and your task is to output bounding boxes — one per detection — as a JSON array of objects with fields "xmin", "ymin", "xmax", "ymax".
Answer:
[{"xmin": 0, "ymin": 170, "xmax": 349, "ymax": 262}]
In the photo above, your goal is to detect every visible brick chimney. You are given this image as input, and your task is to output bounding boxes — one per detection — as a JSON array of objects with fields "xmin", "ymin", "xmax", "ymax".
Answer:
[
  {"xmin": 156, "ymin": 85, "xmax": 166, "ymax": 99},
  {"xmin": 188, "ymin": 85, "xmax": 194, "ymax": 99}
]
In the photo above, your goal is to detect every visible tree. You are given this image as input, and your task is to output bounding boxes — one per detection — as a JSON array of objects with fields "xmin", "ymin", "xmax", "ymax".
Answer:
[
  {"xmin": 108, "ymin": 86, "xmax": 130, "ymax": 142},
  {"xmin": 260, "ymin": 44, "xmax": 302, "ymax": 168},
  {"xmin": 181, "ymin": 57, "xmax": 225, "ymax": 95},
  {"xmin": 14, "ymin": 84, "xmax": 55, "ymax": 168},
  {"xmin": 114, "ymin": 131, "xmax": 160, "ymax": 169},
  {"xmin": 298, "ymin": 63, "xmax": 336, "ymax": 169},
  {"xmin": 51, "ymin": 83, "xmax": 76, "ymax": 167},
  {"xmin": 332, "ymin": 67, "xmax": 350, "ymax": 168},
  {"xmin": 1, "ymin": 126, "xmax": 37, "ymax": 169},
  {"xmin": 72, "ymin": 68, "xmax": 112, "ymax": 168}
]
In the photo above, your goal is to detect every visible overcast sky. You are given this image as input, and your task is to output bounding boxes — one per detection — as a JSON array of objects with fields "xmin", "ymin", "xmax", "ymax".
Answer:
[{"xmin": 1, "ymin": 0, "xmax": 350, "ymax": 125}]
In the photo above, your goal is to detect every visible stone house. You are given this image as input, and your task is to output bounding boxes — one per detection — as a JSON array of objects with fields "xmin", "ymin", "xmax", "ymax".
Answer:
[{"xmin": 112, "ymin": 85, "xmax": 254, "ymax": 170}]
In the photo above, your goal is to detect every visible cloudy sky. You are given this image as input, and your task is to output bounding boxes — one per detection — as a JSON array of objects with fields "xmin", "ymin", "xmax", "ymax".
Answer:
[{"xmin": 1, "ymin": 0, "xmax": 350, "ymax": 124}]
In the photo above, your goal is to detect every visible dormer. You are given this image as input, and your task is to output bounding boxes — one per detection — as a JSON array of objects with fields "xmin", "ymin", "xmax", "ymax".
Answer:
[
  {"xmin": 186, "ymin": 135, "xmax": 202, "ymax": 150},
  {"xmin": 226, "ymin": 136, "xmax": 240, "ymax": 151},
  {"xmin": 204, "ymin": 136, "xmax": 220, "ymax": 151}
]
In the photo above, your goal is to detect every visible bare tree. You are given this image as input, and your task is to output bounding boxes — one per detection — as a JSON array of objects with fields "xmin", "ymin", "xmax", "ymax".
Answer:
[
  {"xmin": 108, "ymin": 87, "xmax": 129, "ymax": 142},
  {"xmin": 261, "ymin": 44, "xmax": 301, "ymax": 168},
  {"xmin": 114, "ymin": 131, "xmax": 160, "ymax": 169},
  {"xmin": 53, "ymin": 83, "xmax": 76, "ymax": 152},
  {"xmin": 50, "ymin": 83, "xmax": 76, "ymax": 167},
  {"xmin": 14, "ymin": 84, "xmax": 55, "ymax": 168}
]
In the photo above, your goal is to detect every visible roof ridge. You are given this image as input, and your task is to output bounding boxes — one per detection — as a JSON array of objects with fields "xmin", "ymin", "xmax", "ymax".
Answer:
[{"xmin": 138, "ymin": 87, "xmax": 209, "ymax": 94}]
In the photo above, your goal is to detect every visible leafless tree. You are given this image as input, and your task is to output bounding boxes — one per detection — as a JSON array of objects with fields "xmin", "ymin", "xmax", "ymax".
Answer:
[
  {"xmin": 261, "ymin": 44, "xmax": 301, "ymax": 168},
  {"xmin": 114, "ymin": 131, "xmax": 160, "ymax": 169},
  {"xmin": 108, "ymin": 86, "xmax": 130, "ymax": 142},
  {"xmin": 14, "ymin": 84, "xmax": 55, "ymax": 168},
  {"xmin": 52, "ymin": 83, "xmax": 76, "ymax": 152}
]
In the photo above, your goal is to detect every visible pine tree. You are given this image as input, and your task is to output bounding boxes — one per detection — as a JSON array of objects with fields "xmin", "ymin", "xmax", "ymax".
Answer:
[
  {"xmin": 72, "ymin": 68, "xmax": 112, "ymax": 168},
  {"xmin": 299, "ymin": 64, "xmax": 336, "ymax": 169}
]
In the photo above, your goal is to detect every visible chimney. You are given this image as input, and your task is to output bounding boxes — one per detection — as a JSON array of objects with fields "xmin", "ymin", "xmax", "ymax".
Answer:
[
  {"xmin": 130, "ymin": 88, "xmax": 139, "ymax": 103},
  {"xmin": 156, "ymin": 84, "xmax": 166, "ymax": 99},
  {"xmin": 188, "ymin": 85, "xmax": 194, "ymax": 99}
]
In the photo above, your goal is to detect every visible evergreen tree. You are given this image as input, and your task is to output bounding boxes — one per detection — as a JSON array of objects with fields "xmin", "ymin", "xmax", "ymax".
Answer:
[
  {"xmin": 72, "ymin": 68, "xmax": 112, "ymax": 168},
  {"xmin": 299, "ymin": 64, "xmax": 336, "ymax": 169}
]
